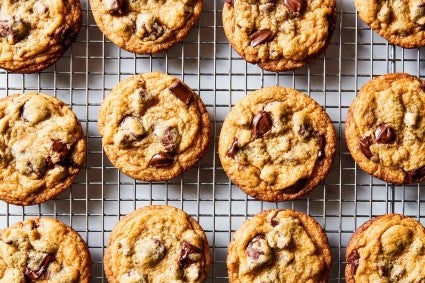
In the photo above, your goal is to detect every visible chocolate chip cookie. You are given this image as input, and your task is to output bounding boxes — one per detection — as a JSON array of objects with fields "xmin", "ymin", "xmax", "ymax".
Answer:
[
  {"xmin": 0, "ymin": 0, "xmax": 82, "ymax": 73},
  {"xmin": 227, "ymin": 209, "xmax": 332, "ymax": 282},
  {"xmin": 104, "ymin": 205, "xmax": 211, "ymax": 282},
  {"xmin": 98, "ymin": 72, "xmax": 210, "ymax": 182},
  {"xmin": 218, "ymin": 86, "xmax": 336, "ymax": 201},
  {"xmin": 354, "ymin": 0, "xmax": 425, "ymax": 49},
  {"xmin": 0, "ymin": 217, "xmax": 91, "ymax": 282},
  {"xmin": 345, "ymin": 73, "xmax": 425, "ymax": 184},
  {"xmin": 345, "ymin": 214, "xmax": 425, "ymax": 282},
  {"xmin": 222, "ymin": 0, "xmax": 336, "ymax": 72},
  {"xmin": 0, "ymin": 93, "xmax": 86, "ymax": 206},
  {"xmin": 90, "ymin": 0, "xmax": 203, "ymax": 54}
]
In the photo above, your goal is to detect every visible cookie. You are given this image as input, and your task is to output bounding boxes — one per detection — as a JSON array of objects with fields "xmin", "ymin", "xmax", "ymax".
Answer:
[
  {"xmin": 90, "ymin": 0, "xmax": 203, "ymax": 54},
  {"xmin": 0, "ymin": 93, "xmax": 86, "ymax": 206},
  {"xmin": 222, "ymin": 0, "xmax": 336, "ymax": 72},
  {"xmin": 345, "ymin": 73, "xmax": 425, "ymax": 184},
  {"xmin": 354, "ymin": 0, "xmax": 425, "ymax": 49},
  {"xmin": 218, "ymin": 86, "xmax": 336, "ymax": 202},
  {"xmin": 104, "ymin": 205, "xmax": 211, "ymax": 282},
  {"xmin": 227, "ymin": 209, "xmax": 332, "ymax": 282},
  {"xmin": 0, "ymin": 217, "xmax": 91, "ymax": 282},
  {"xmin": 0, "ymin": 0, "xmax": 82, "ymax": 73},
  {"xmin": 345, "ymin": 214, "xmax": 425, "ymax": 282},
  {"xmin": 98, "ymin": 72, "xmax": 210, "ymax": 182}
]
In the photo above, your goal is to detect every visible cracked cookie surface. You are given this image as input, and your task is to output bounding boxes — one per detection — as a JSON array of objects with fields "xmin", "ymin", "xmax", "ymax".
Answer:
[
  {"xmin": 0, "ymin": 217, "xmax": 91, "ymax": 282},
  {"xmin": 227, "ymin": 209, "xmax": 331, "ymax": 283},
  {"xmin": 98, "ymin": 72, "xmax": 210, "ymax": 182},
  {"xmin": 218, "ymin": 86, "xmax": 336, "ymax": 201},
  {"xmin": 345, "ymin": 214, "xmax": 425, "ymax": 283},
  {"xmin": 345, "ymin": 73, "xmax": 425, "ymax": 184},
  {"xmin": 354, "ymin": 0, "xmax": 425, "ymax": 48},
  {"xmin": 0, "ymin": 93, "xmax": 86, "ymax": 206},
  {"xmin": 104, "ymin": 205, "xmax": 211, "ymax": 283},
  {"xmin": 222, "ymin": 0, "xmax": 336, "ymax": 72},
  {"xmin": 0, "ymin": 0, "xmax": 82, "ymax": 73},
  {"xmin": 90, "ymin": 0, "xmax": 203, "ymax": 54}
]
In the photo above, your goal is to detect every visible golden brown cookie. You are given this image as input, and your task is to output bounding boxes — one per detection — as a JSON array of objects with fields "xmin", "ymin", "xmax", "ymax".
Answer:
[
  {"xmin": 0, "ymin": 93, "xmax": 86, "ymax": 206},
  {"xmin": 98, "ymin": 72, "xmax": 210, "ymax": 182},
  {"xmin": 218, "ymin": 86, "xmax": 336, "ymax": 202},
  {"xmin": 104, "ymin": 205, "xmax": 211, "ymax": 283},
  {"xmin": 354, "ymin": 0, "xmax": 425, "ymax": 49},
  {"xmin": 222, "ymin": 0, "xmax": 336, "ymax": 72},
  {"xmin": 0, "ymin": 0, "xmax": 82, "ymax": 73},
  {"xmin": 227, "ymin": 209, "xmax": 332, "ymax": 282},
  {"xmin": 0, "ymin": 217, "xmax": 91, "ymax": 282},
  {"xmin": 90, "ymin": 0, "xmax": 203, "ymax": 54},
  {"xmin": 345, "ymin": 73, "xmax": 425, "ymax": 184},
  {"xmin": 345, "ymin": 214, "xmax": 425, "ymax": 282}
]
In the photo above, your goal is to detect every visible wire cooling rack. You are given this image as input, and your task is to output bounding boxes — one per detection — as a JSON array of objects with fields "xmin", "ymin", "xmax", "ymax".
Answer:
[{"xmin": 0, "ymin": 0, "xmax": 425, "ymax": 281}]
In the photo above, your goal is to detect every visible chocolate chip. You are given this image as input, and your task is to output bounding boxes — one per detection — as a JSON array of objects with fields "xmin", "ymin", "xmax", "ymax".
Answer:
[
  {"xmin": 0, "ymin": 17, "xmax": 28, "ymax": 44},
  {"xmin": 298, "ymin": 124, "xmax": 314, "ymax": 138},
  {"xmin": 136, "ymin": 14, "xmax": 164, "ymax": 41},
  {"xmin": 284, "ymin": 0, "xmax": 306, "ymax": 16},
  {"xmin": 359, "ymin": 136, "xmax": 373, "ymax": 159},
  {"xmin": 179, "ymin": 240, "xmax": 201, "ymax": 268},
  {"xmin": 249, "ymin": 29, "xmax": 274, "ymax": 47},
  {"xmin": 102, "ymin": 0, "xmax": 126, "ymax": 15},
  {"xmin": 347, "ymin": 249, "xmax": 360, "ymax": 275},
  {"xmin": 406, "ymin": 166, "xmax": 425, "ymax": 183},
  {"xmin": 252, "ymin": 111, "xmax": 272, "ymax": 138},
  {"xmin": 149, "ymin": 153, "xmax": 175, "ymax": 167},
  {"xmin": 161, "ymin": 127, "xmax": 179, "ymax": 153},
  {"xmin": 315, "ymin": 133, "xmax": 326, "ymax": 160},
  {"xmin": 226, "ymin": 138, "xmax": 239, "ymax": 158},
  {"xmin": 375, "ymin": 124, "xmax": 396, "ymax": 144},
  {"xmin": 225, "ymin": 0, "xmax": 234, "ymax": 7},
  {"xmin": 169, "ymin": 81, "xmax": 193, "ymax": 105},
  {"xmin": 270, "ymin": 218, "xmax": 279, "ymax": 227},
  {"xmin": 246, "ymin": 235, "xmax": 266, "ymax": 259},
  {"xmin": 24, "ymin": 254, "xmax": 54, "ymax": 281},
  {"xmin": 51, "ymin": 139, "xmax": 70, "ymax": 162}
]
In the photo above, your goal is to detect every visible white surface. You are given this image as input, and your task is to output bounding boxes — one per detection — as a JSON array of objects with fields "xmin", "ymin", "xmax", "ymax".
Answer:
[{"xmin": 0, "ymin": 0, "xmax": 425, "ymax": 281}]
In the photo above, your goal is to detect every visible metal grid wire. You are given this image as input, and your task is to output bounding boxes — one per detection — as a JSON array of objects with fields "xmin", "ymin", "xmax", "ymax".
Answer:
[{"xmin": 0, "ymin": 0, "xmax": 425, "ymax": 281}]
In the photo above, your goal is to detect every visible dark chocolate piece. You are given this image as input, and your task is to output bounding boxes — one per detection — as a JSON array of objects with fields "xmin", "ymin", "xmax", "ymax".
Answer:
[
  {"xmin": 169, "ymin": 81, "xmax": 193, "ymax": 105},
  {"xmin": 249, "ymin": 29, "xmax": 274, "ymax": 47}
]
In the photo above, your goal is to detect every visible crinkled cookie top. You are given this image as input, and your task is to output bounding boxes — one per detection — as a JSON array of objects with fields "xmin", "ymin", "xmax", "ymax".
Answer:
[
  {"xmin": 0, "ymin": 0, "xmax": 81, "ymax": 72},
  {"xmin": 104, "ymin": 205, "xmax": 210, "ymax": 283},
  {"xmin": 354, "ymin": 0, "xmax": 425, "ymax": 48},
  {"xmin": 0, "ymin": 218, "xmax": 91, "ymax": 282},
  {"xmin": 346, "ymin": 214, "xmax": 425, "ymax": 282},
  {"xmin": 90, "ymin": 0, "xmax": 203, "ymax": 54},
  {"xmin": 222, "ymin": 0, "xmax": 335, "ymax": 70},
  {"xmin": 347, "ymin": 73, "xmax": 425, "ymax": 184},
  {"xmin": 0, "ymin": 93, "xmax": 86, "ymax": 205},
  {"xmin": 227, "ymin": 209, "xmax": 331, "ymax": 282}
]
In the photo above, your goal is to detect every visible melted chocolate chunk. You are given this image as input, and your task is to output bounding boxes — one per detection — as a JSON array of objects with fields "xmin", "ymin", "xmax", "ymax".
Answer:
[
  {"xmin": 249, "ymin": 29, "xmax": 274, "ymax": 47},
  {"xmin": 52, "ymin": 26, "xmax": 76, "ymax": 48},
  {"xmin": 51, "ymin": 139, "xmax": 70, "ymax": 161},
  {"xmin": 179, "ymin": 240, "xmax": 201, "ymax": 268},
  {"xmin": 298, "ymin": 124, "xmax": 314, "ymax": 138},
  {"xmin": 0, "ymin": 17, "xmax": 28, "ymax": 44},
  {"xmin": 226, "ymin": 138, "xmax": 239, "ymax": 158},
  {"xmin": 169, "ymin": 81, "xmax": 193, "ymax": 105},
  {"xmin": 24, "ymin": 254, "xmax": 54, "ymax": 281},
  {"xmin": 103, "ymin": 0, "xmax": 126, "ymax": 15},
  {"xmin": 246, "ymin": 235, "xmax": 266, "ymax": 259},
  {"xmin": 347, "ymin": 249, "xmax": 360, "ymax": 275},
  {"xmin": 252, "ymin": 111, "xmax": 272, "ymax": 138},
  {"xmin": 315, "ymin": 133, "xmax": 326, "ymax": 159},
  {"xmin": 161, "ymin": 127, "xmax": 179, "ymax": 153},
  {"xmin": 359, "ymin": 136, "xmax": 373, "ymax": 159},
  {"xmin": 284, "ymin": 0, "xmax": 306, "ymax": 16},
  {"xmin": 149, "ymin": 153, "xmax": 175, "ymax": 167},
  {"xmin": 225, "ymin": 0, "xmax": 234, "ymax": 7},
  {"xmin": 406, "ymin": 166, "xmax": 425, "ymax": 183},
  {"xmin": 374, "ymin": 124, "xmax": 396, "ymax": 144}
]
